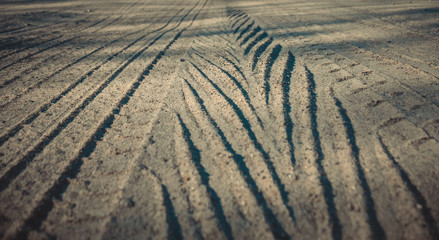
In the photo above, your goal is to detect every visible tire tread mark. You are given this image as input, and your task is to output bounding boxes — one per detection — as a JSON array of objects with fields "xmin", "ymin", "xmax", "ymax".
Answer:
[
  {"xmin": 190, "ymin": 62, "xmax": 296, "ymax": 227},
  {"xmin": 0, "ymin": 4, "xmax": 184, "ymax": 97},
  {"xmin": 0, "ymin": 13, "xmax": 96, "ymax": 61},
  {"xmin": 10, "ymin": 2, "xmax": 206, "ymax": 238},
  {"xmin": 0, "ymin": 8, "xmax": 185, "ymax": 148},
  {"xmin": 264, "ymin": 45, "xmax": 282, "ymax": 105},
  {"xmin": 226, "ymin": 8, "xmax": 242, "ymax": 18},
  {"xmin": 225, "ymin": 50, "xmax": 241, "ymax": 64},
  {"xmin": 0, "ymin": 14, "xmax": 112, "ymax": 72},
  {"xmin": 305, "ymin": 67, "xmax": 342, "ymax": 240},
  {"xmin": 230, "ymin": 14, "xmax": 248, "ymax": 30},
  {"xmin": 92, "ymin": 16, "xmax": 122, "ymax": 33},
  {"xmin": 0, "ymin": 42, "xmax": 107, "ymax": 100},
  {"xmin": 221, "ymin": 56, "xmax": 247, "ymax": 84},
  {"xmin": 333, "ymin": 96, "xmax": 386, "ymax": 240},
  {"xmin": 233, "ymin": 18, "xmax": 250, "ymax": 34},
  {"xmin": 0, "ymin": 36, "xmax": 62, "ymax": 62},
  {"xmin": 0, "ymin": 2, "xmax": 198, "ymax": 192},
  {"xmin": 237, "ymin": 21, "xmax": 254, "ymax": 40},
  {"xmin": 240, "ymin": 26, "xmax": 261, "ymax": 46},
  {"xmin": 282, "ymin": 52, "xmax": 296, "ymax": 166},
  {"xmin": 244, "ymin": 32, "xmax": 268, "ymax": 55},
  {"xmin": 183, "ymin": 79, "xmax": 290, "ymax": 240},
  {"xmin": 378, "ymin": 136, "xmax": 439, "ymax": 239},
  {"xmin": 162, "ymin": 184, "xmax": 184, "ymax": 240},
  {"xmin": 0, "ymin": 37, "xmax": 76, "ymax": 72},
  {"xmin": 252, "ymin": 37, "xmax": 273, "ymax": 71},
  {"xmin": 177, "ymin": 114, "xmax": 234, "ymax": 240},
  {"xmin": 192, "ymin": 51, "xmax": 264, "ymax": 128},
  {"xmin": 229, "ymin": 12, "xmax": 245, "ymax": 21},
  {"xmin": 0, "ymin": 2, "xmax": 135, "ymax": 71}
]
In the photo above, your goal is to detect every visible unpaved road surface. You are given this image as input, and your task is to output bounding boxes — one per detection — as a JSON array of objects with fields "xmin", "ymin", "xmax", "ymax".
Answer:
[{"xmin": 1, "ymin": 0, "xmax": 439, "ymax": 239}]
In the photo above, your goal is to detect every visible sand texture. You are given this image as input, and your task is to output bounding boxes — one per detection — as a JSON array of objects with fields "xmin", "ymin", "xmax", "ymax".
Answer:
[{"xmin": 0, "ymin": 0, "xmax": 438, "ymax": 239}]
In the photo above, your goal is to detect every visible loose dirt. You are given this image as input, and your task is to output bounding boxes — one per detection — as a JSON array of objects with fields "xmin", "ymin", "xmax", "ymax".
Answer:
[{"xmin": 0, "ymin": 0, "xmax": 438, "ymax": 239}]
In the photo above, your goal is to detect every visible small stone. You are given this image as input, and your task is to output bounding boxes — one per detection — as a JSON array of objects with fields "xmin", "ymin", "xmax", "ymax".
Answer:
[{"xmin": 127, "ymin": 198, "xmax": 135, "ymax": 208}]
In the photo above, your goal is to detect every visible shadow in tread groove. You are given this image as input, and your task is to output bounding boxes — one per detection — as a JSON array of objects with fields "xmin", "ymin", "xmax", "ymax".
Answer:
[
  {"xmin": 377, "ymin": 137, "xmax": 439, "ymax": 239},
  {"xmin": 190, "ymin": 62, "xmax": 296, "ymax": 228},
  {"xmin": 231, "ymin": 14, "xmax": 248, "ymax": 30},
  {"xmin": 0, "ymin": 37, "xmax": 76, "ymax": 72},
  {"xmin": 244, "ymin": 32, "xmax": 268, "ymax": 55},
  {"xmin": 0, "ymin": 36, "xmax": 62, "ymax": 62},
  {"xmin": 0, "ymin": 7, "xmax": 186, "ymax": 148},
  {"xmin": 282, "ymin": 52, "xmax": 296, "ymax": 166},
  {"xmin": 264, "ymin": 45, "xmax": 282, "ymax": 105},
  {"xmin": 221, "ymin": 56, "xmax": 248, "ymax": 85},
  {"xmin": 6, "ymin": 1, "xmax": 207, "ymax": 237},
  {"xmin": 177, "ymin": 114, "xmax": 234, "ymax": 240},
  {"xmin": 0, "ymin": 40, "xmax": 104, "ymax": 91},
  {"xmin": 333, "ymin": 96, "xmax": 386, "ymax": 240},
  {"xmin": 162, "ymin": 184, "xmax": 184, "ymax": 240},
  {"xmin": 237, "ymin": 21, "xmax": 254, "ymax": 40},
  {"xmin": 0, "ymin": 3, "xmax": 198, "ymax": 193},
  {"xmin": 191, "ymin": 51, "xmax": 264, "ymax": 128},
  {"xmin": 183, "ymin": 79, "xmax": 289, "ymax": 240},
  {"xmin": 240, "ymin": 26, "xmax": 261, "ymax": 46},
  {"xmin": 233, "ymin": 18, "xmax": 249, "ymax": 34},
  {"xmin": 252, "ymin": 37, "xmax": 273, "ymax": 71},
  {"xmin": 305, "ymin": 67, "xmax": 342, "ymax": 240}
]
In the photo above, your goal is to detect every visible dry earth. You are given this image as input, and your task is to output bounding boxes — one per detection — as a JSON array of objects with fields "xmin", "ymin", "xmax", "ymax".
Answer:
[{"xmin": 0, "ymin": 0, "xmax": 439, "ymax": 239}]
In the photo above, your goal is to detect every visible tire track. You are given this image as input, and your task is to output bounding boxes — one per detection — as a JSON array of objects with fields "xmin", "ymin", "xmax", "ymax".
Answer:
[
  {"xmin": 3, "ymin": 1, "xmax": 436, "ymax": 239},
  {"xmin": 244, "ymin": 31, "xmax": 268, "ymax": 56},
  {"xmin": 220, "ymin": 55, "xmax": 249, "ymax": 85},
  {"xmin": 0, "ymin": 2, "xmax": 144, "ymax": 93},
  {"xmin": 377, "ymin": 136, "xmax": 439, "ymax": 239},
  {"xmin": 189, "ymin": 61, "xmax": 297, "ymax": 228},
  {"xmin": 0, "ymin": 36, "xmax": 63, "ymax": 61},
  {"xmin": 264, "ymin": 45, "xmax": 282, "ymax": 105},
  {"xmin": 282, "ymin": 52, "xmax": 296, "ymax": 166},
  {"xmin": 0, "ymin": 40, "xmax": 112, "ymax": 103},
  {"xmin": 233, "ymin": 18, "xmax": 250, "ymax": 34},
  {"xmin": 182, "ymin": 78, "xmax": 289, "ymax": 240},
  {"xmin": 333, "ymin": 95, "xmax": 386, "ymax": 240},
  {"xmin": 230, "ymin": 14, "xmax": 248, "ymax": 30},
  {"xmin": 0, "ymin": 1, "xmax": 206, "ymax": 238},
  {"xmin": 191, "ymin": 50, "xmax": 264, "ymax": 128},
  {"xmin": 0, "ymin": 7, "xmax": 187, "ymax": 179},
  {"xmin": 180, "ymin": 78, "xmax": 275, "ymax": 239},
  {"xmin": 314, "ymin": 46, "xmax": 439, "ymax": 138},
  {"xmin": 305, "ymin": 67, "xmax": 342, "ymax": 240},
  {"xmin": 0, "ymin": 7, "xmax": 184, "ymax": 147},
  {"xmin": 0, "ymin": 14, "xmax": 92, "ymax": 60},
  {"xmin": 177, "ymin": 114, "xmax": 233, "ymax": 240},
  {"xmin": 252, "ymin": 37, "xmax": 273, "ymax": 71},
  {"xmin": 41, "ymin": 21, "xmax": 190, "ymax": 236},
  {"xmin": 237, "ymin": 21, "xmax": 254, "ymax": 41},
  {"xmin": 301, "ymin": 45, "xmax": 437, "ymax": 239},
  {"xmin": 0, "ymin": 1, "xmax": 138, "ymax": 73},
  {"xmin": 0, "ymin": 22, "xmax": 100, "ymax": 72},
  {"xmin": 307, "ymin": 38, "xmax": 439, "ymax": 110},
  {"xmin": 101, "ymin": 163, "xmax": 168, "ymax": 239},
  {"xmin": 240, "ymin": 26, "xmax": 261, "ymax": 46},
  {"xmin": 0, "ymin": 0, "xmax": 197, "ymax": 186},
  {"xmin": 162, "ymin": 183, "xmax": 184, "ymax": 240}
]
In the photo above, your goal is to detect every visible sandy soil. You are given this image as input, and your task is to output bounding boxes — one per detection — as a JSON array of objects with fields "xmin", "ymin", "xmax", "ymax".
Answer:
[{"xmin": 0, "ymin": 0, "xmax": 438, "ymax": 239}]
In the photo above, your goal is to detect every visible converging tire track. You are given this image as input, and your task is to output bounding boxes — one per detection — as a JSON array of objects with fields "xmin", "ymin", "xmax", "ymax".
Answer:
[
  {"xmin": 0, "ymin": 0, "xmax": 438, "ymax": 239},
  {"xmin": 0, "ymin": 1, "xmax": 205, "ymax": 238}
]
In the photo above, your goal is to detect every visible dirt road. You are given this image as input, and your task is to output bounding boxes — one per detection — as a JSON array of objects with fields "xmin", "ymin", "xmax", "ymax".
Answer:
[{"xmin": 0, "ymin": 0, "xmax": 438, "ymax": 239}]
